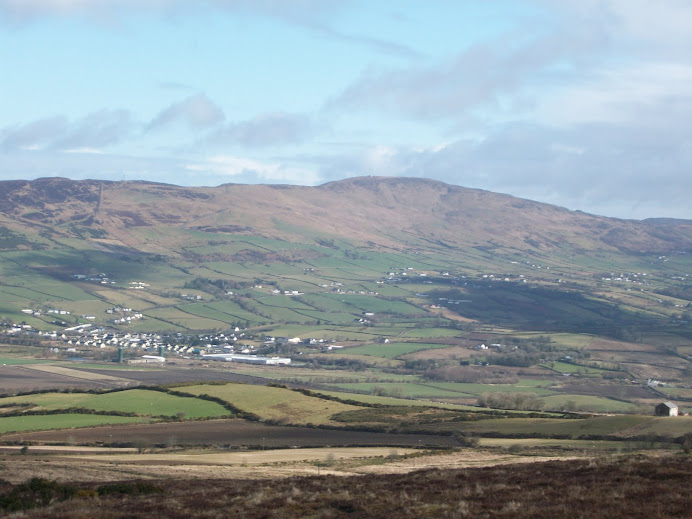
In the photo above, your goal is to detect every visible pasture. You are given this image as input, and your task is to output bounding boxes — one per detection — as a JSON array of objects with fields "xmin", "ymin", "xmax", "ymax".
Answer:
[
  {"xmin": 343, "ymin": 342, "xmax": 452, "ymax": 359},
  {"xmin": 0, "ymin": 414, "xmax": 146, "ymax": 434},
  {"xmin": 444, "ymin": 415, "xmax": 651, "ymax": 438},
  {"xmin": 0, "ymin": 389, "xmax": 230, "ymax": 419},
  {"xmin": 541, "ymin": 394, "xmax": 638, "ymax": 413},
  {"xmin": 174, "ymin": 383, "xmax": 362, "ymax": 425}
]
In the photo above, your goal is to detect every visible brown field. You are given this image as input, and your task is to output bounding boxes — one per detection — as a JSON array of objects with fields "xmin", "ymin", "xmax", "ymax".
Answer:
[
  {"xmin": 0, "ymin": 445, "xmax": 137, "ymax": 454},
  {"xmin": 0, "ymin": 366, "xmax": 107, "ymax": 393},
  {"xmin": 1, "ymin": 454, "xmax": 689, "ymax": 518},
  {"xmin": 0, "ymin": 418, "xmax": 459, "ymax": 449},
  {"xmin": 555, "ymin": 381, "xmax": 653, "ymax": 400},
  {"xmin": 0, "ymin": 362, "xmax": 278, "ymax": 395},
  {"xmin": 0, "ymin": 447, "xmax": 577, "ymax": 484},
  {"xmin": 78, "ymin": 366, "xmax": 269, "ymax": 386},
  {"xmin": 402, "ymin": 345, "xmax": 482, "ymax": 360},
  {"xmin": 19, "ymin": 365, "xmax": 133, "ymax": 385},
  {"xmin": 67, "ymin": 446, "xmax": 418, "ymax": 467},
  {"xmin": 587, "ymin": 338, "xmax": 660, "ymax": 353}
]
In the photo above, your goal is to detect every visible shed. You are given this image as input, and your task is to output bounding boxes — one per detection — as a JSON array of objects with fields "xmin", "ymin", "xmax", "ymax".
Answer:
[{"xmin": 654, "ymin": 401, "xmax": 679, "ymax": 417}]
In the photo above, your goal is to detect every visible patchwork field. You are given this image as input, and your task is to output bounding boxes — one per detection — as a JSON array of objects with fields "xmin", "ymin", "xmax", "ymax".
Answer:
[
  {"xmin": 0, "ymin": 388, "xmax": 230, "ymax": 419},
  {"xmin": 173, "ymin": 383, "xmax": 361, "ymax": 425},
  {"xmin": 0, "ymin": 418, "xmax": 459, "ymax": 449},
  {"xmin": 1, "ymin": 176, "xmax": 690, "ymax": 517},
  {"xmin": 0, "ymin": 414, "xmax": 147, "ymax": 434}
]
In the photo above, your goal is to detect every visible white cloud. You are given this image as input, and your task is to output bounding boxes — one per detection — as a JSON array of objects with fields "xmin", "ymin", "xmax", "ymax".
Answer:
[
  {"xmin": 1, "ymin": 116, "xmax": 68, "ymax": 150},
  {"xmin": 54, "ymin": 109, "xmax": 134, "ymax": 149},
  {"xmin": 2, "ymin": 110, "xmax": 134, "ymax": 152},
  {"xmin": 536, "ymin": 62, "xmax": 692, "ymax": 126},
  {"xmin": 187, "ymin": 155, "xmax": 320, "ymax": 184},
  {"xmin": 0, "ymin": 0, "xmax": 418, "ymax": 57},
  {"xmin": 316, "ymin": 122, "xmax": 692, "ymax": 220},
  {"xmin": 148, "ymin": 94, "xmax": 225, "ymax": 131},
  {"xmin": 330, "ymin": 22, "xmax": 605, "ymax": 122},
  {"xmin": 206, "ymin": 112, "xmax": 313, "ymax": 148},
  {"xmin": 63, "ymin": 147, "xmax": 104, "ymax": 154}
]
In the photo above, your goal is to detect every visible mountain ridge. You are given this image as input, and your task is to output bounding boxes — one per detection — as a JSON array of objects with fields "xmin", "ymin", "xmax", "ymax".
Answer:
[{"xmin": 0, "ymin": 176, "xmax": 690, "ymax": 256}]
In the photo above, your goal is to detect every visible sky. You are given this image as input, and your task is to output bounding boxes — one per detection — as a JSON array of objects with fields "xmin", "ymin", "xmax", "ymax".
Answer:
[{"xmin": 1, "ymin": 0, "xmax": 691, "ymax": 220}]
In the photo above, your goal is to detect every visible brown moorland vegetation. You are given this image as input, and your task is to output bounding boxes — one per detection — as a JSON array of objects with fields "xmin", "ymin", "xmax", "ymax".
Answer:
[
  {"xmin": 1, "ymin": 454, "xmax": 689, "ymax": 518},
  {"xmin": 2, "ymin": 176, "xmax": 691, "ymax": 254}
]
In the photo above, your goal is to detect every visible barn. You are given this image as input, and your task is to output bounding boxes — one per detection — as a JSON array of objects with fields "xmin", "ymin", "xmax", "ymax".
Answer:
[{"xmin": 654, "ymin": 401, "xmax": 679, "ymax": 417}]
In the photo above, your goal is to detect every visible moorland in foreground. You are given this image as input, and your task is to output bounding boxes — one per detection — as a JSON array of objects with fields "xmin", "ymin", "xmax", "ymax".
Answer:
[{"xmin": 0, "ymin": 176, "xmax": 690, "ymax": 516}]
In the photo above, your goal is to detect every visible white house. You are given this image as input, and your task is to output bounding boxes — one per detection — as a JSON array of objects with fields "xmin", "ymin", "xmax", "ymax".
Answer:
[{"xmin": 655, "ymin": 401, "xmax": 679, "ymax": 417}]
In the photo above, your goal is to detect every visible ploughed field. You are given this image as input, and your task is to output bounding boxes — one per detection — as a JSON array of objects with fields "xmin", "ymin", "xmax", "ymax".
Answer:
[
  {"xmin": 1, "ymin": 381, "xmax": 690, "ymax": 451},
  {"xmin": 0, "ymin": 365, "xmax": 109, "ymax": 393},
  {"xmin": 0, "ymin": 419, "xmax": 458, "ymax": 449}
]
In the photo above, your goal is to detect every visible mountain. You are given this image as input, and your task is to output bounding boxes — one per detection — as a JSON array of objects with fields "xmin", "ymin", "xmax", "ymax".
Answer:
[
  {"xmin": 0, "ymin": 176, "xmax": 690, "ymax": 386},
  {"xmin": 1, "ymin": 176, "xmax": 690, "ymax": 257}
]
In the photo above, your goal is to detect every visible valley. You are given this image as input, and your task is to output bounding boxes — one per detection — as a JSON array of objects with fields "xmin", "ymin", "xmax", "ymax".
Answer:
[{"xmin": 0, "ymin": 177, "xmax": 690, "ymax": 516}]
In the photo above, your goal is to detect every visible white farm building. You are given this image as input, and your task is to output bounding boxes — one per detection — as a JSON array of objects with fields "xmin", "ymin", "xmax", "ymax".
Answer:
[{"xmin": 203, "ymin": 353, "xmax": 291, "ymax": 365}]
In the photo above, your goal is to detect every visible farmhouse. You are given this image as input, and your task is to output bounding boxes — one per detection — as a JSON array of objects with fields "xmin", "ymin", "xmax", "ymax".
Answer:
[{"xmin": 654, "ymin": 401, "xmax": 679, "ymax": 416}]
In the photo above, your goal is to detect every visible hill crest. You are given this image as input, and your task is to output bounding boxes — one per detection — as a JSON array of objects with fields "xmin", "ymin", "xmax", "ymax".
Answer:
[{"xmin": 0, "ymin": 176, "xmax": 690, "ymax": 255}]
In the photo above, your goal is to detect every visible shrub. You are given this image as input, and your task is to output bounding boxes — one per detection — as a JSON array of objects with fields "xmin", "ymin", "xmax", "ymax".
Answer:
[
  {"xmin": 97, "ymin": 481, "xmax": 162, "ymax": 496},
  {"xmin": 0, "ymin": 478, "xmax": 77, "ymax": 512}
]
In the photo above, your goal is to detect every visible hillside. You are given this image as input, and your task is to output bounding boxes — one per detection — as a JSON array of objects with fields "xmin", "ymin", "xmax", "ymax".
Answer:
[
  {"xmin": 0, "ymin": 176, "xmax": 691, "ymax": 399},
  {"xmin": 1, "ymin": 176, "xmax": 690, "ymax": 256}
]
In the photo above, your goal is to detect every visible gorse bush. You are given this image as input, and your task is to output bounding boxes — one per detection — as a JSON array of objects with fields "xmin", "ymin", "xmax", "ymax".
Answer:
[
  {"xmin": 0, "ymin": 478, "xmax": 164, "ymax": 513},
  {"xmin": 0, "ymin": 478, "xmax": 77, "ymax": 512},
  {"xmin": 97, "ymin": 481, "xmax": 162, "ymax": 496}
]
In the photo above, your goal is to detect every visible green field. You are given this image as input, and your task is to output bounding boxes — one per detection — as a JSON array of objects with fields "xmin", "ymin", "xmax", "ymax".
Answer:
[
  {"xmin": 0, "ymin": 389, "xmax": 230, "ymax": 419},
  {"xmin": 424, "ymin": 414, "xmax": 692, "ymax": 440},
  {"xmin": 329, "ymin": 382, "xmax": 478, "ymax": 399},
  {"xmin": 397, "ymin": 328, "xmax": 462, "ymax": 339},
  {"xmin": 312, "ymin": 390, "xmax": 482, "ymax": 410},
  {"xmin": 145, "ymin": 307, "xmax": 229, "ymax": 330},
  {"xmin": 0, "ymin": 414, "xmax": 146, "ymax": 434},
  {"xmin": 541, "ymin": 395, "xmax": 638, "ymax": 413},
  {"xmin": 328, "ymin": 380, "xmax": 561, "ymax": 401},
  {"xmin": 0, "ymin": 358, "xmax": 55, "ymax": 366},
  {"xmin": 478, "ymin": 438, "xmax": 646, "ymax": 450},
  {"xmin": 615, "ymin": 416, "xmax": 692, "ymax": 437},
  {"xmin": 429, "ymin": 381, "xmax": 557, "ymax": 396},
  {"xmin": 174, "ymin": 383, "xmax": 362, "ymax": 425},
  {"xmin": 229, "ymin": 366, "xmax": 419, "ymax": 384},
  {"xmin": 343, "ymin": 342, "xmax": 452, "ymax": 359},
  {"xmin": 450, "ymin": 415, "xmax": 651, "ymax": 438},
  {"xmin": 543, "ymin": 361, "xmax": 610, "ymax": 376},
  {"xmin": 1, "ymin": 187, "xmax": 690, "ymax": 434}
]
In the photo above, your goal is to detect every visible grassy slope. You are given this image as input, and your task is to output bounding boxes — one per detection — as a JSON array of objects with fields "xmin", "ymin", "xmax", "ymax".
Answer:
[
  {"xmin": 0, "ymin": 177, "xmax": 690, "ymax": 419},
  {"xmin": 173, "ymin": 383, "xmax": 362, "ymax": 425},
  {"xmin": 0, "ymin": 414, "xmax": 145, "ymax": 434},
  {"xmin": 0, "ymin": 389, "xmax": 229, "ymax": 419}
]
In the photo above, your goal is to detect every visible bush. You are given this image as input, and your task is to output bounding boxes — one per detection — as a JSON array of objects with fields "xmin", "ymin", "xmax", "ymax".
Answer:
[
  {"xmin": 477, "ymin": 392, "xmax": 544, "ymax": 411},
  {"xmin": 97, "ymin": 481, "xmax": 162, "ymax": 496},
  {"xmin": 0, "ymin": 478, "xmax": 78, "ymax": 512}
]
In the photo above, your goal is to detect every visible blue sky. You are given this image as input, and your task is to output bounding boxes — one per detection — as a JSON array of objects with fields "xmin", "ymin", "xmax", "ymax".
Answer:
[{"xmin": 1, "ymin": 0, "xmax": 691, "ymax": 219}]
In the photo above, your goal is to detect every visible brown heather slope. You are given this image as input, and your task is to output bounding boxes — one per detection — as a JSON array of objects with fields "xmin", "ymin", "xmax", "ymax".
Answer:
[
  {"xmin": 2, "ymin": 455, "xmax": 690, "ymax": 518},
  {"xmin": 0, "ymin": 176, "xmax": 690, "ymax": 255}
]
